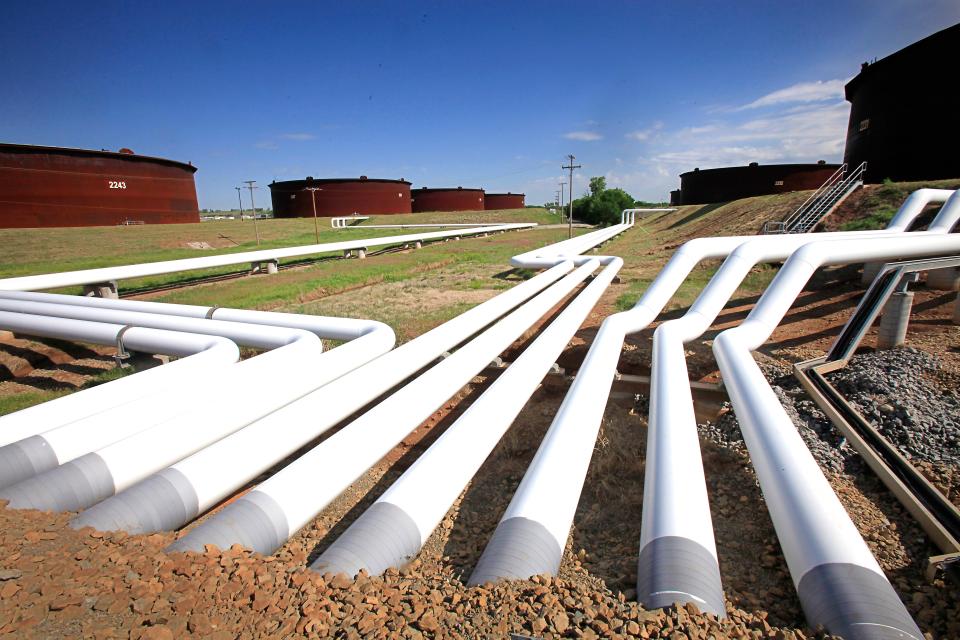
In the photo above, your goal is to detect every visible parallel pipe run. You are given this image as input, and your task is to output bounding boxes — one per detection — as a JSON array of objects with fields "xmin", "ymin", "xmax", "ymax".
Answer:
[
  {"xmin": 468, "ymin": 236, "xmax": 749, "ymax": 591},
  {"xmin": 0, "ymin": 311, "xmax": 240, "ymax": 490},
  {"xmin": 72, "ymin": 263, "xmax": 573, "ymax": 535},
  {"xmin": 0, "ymin": 223, "xmax": 534, "ymax": 292},
  {"xmin": 636, "ymin": 194, "xmax": 959, "ymax": 614},
  {"xmin": 0, "ymin": 299, "xmax": 332, "ymax": 487},
  {"xmin": 712, "ymin": 235, "xmax": 960, "ymax": 639},
  {"xmin": 0, "ymin": 294, "xmax": 392, "ymax": 461},
  {"xmin": 642, "ymin": 189, "xmax": 960, "ymax": 613},
  {"xmin": 0, "ymin": 313, "xmax": 395, "ymax": 512},
  {"xmin": 0, "ymin": 324, "xmax": 237, "ymax": 449},
  {"xmin": 166, "ymin": 260, "xmax": 601, "ymax": 555},
  {"xmin": 73, "ymin": 221, "xmax": 632, "ymax": 539},
  {"xmin": 639, "ymin": 229, "xmax": 952, "ymax": 615},
  {"xmin": 510, "ymin": 223, "xmax": 631, "ymax": 269},
  {"xmin": 469, "ymin": 190, "xmax": 955, "ymax": 616},
  {"xmin": 311, "ymin": 257, "xmax": 624, "ymax": 578}
]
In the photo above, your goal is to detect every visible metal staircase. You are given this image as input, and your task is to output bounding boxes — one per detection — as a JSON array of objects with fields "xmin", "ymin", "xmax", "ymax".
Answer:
[{"xmin": 762, "ymin": 161, "xmax": 867, "ymax": 234}]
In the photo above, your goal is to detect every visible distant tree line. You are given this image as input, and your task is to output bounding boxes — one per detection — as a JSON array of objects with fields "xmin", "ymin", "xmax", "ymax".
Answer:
[{"xmin": 570, "ymin": 178, "xmax": 663, "ymax": 226}]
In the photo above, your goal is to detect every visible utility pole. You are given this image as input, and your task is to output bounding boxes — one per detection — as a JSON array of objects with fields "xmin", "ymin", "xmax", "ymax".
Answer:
[
  {"xmin": 561, "ymin": 155, "xmax": 581, "ymax": 239},
  {"xmin": 304, "ymin": 187, "xmax": 322, "ymax": 244},
  {"xmin": 244, "ymin": 180, "xmax": 261, "ymax": 246},
  {"xmin": 558, "ymin": 181, "xmax": 566, "ymax": 216},
  {"xmin": 234, "ymin": 187, "xmax": 244, "ymax": 220}
]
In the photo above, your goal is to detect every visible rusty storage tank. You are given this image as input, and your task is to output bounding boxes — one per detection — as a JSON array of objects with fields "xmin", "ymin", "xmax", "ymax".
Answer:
[
  {"xmin": 843, "ymin": 23, "xmax": 960, "ymax": 183},
  {"xmin": 484, "ymin": 192, "xmax": 525, "ymax": 210},
  {"xmin": 673, "ymin": 161, "xmax": 841, "ymax": 205},
  {"xmin": 270, "ymin": 176, "xmax": 411, "ymax": 217},
  {"xmin": 411, "ymin": 187, "xmax": 485, "ymax": 212},
  {"xmin": 0, "ymin": 143, "xmax": 199, "ymax": 228}
]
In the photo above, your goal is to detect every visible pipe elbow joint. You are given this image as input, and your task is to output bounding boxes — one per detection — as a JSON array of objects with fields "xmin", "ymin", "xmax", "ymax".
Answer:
[{"xmin": 364, "ymin": 322, "xmax": 397, "ymax": 351}]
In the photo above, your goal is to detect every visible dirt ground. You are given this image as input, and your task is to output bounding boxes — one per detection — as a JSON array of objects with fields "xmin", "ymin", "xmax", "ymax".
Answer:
[{"xmin": 1, "ymin": 203, "xmax": 958, "ymax": 638}]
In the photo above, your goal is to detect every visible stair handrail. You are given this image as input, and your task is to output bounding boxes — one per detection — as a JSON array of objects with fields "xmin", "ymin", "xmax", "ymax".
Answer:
[
  {"xmin": 780, "ymin": 163, "xmax": 847, "ymax": 229},
  {"xmin": 788, "ymin": 161, "xmax": 868, "ymax": 233}
]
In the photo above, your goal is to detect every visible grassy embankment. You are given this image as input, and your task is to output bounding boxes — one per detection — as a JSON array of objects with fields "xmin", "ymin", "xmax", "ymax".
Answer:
[
  {"xmin": 0, "ymin": 208, "xmax": 558, "ymax": 295},
  {"xmin": 823, "ymin": 177, "xmax": 960, "ymax": 231},
  {"xmin": 3, "ymin": 179, "xmax": 953, "ymax": 414}
]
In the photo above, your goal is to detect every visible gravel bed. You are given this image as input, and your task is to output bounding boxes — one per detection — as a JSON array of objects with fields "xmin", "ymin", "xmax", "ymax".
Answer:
[
  {"xmin": 697, "ymin": 359, "xmax": 859, "ymax": 474},
  {"xmin": 697, "ymin": 348, "xmax": 960, "ymax": 474},
  {"xmin": 827, "ymin": 347, "xmax": 960, "ymax": 465}
]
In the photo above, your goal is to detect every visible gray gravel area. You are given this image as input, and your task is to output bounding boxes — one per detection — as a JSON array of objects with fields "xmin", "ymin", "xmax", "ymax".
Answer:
[
  {"xmin": 827, "ymin": 347, "xmax": 960, "ymax": 465},
  {"xmin": 696, "ymin": 348, "xmax": 959, "ymax": 473}
]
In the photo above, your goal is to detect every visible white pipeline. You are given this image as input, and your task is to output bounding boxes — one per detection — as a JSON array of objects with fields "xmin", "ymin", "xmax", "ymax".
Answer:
[
  {"xmin": 0, "ymin": 310, "xmax": 239, "ymax": 489},
  {"xmin": 0, "ymin": 310, "xmax": 394, "ymax": 512},
  {"xmin": 311, "ymin": 258, "xmax": 624, "ymax": 578},
  {"xmin": 0, "ymin": 223, "xmax": 534, "ymax": 291},
  {"xmin": 167, "ymin": 260, "xmax": 600, "ymax": 554},
  {"xmin": 72, "ymin": 262, "xmax": 574, "ymax": 534},
  {"xmin": 712, "ymin": 233, "xmax": 960, "ymax": 639},
  {"xmin": 469, "ymin": 189, "xmax": 955, "ymax": 614}
]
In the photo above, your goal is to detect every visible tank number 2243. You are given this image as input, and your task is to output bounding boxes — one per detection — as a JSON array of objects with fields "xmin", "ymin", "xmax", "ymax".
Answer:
[{"xmin": 108, "ymin": 181, "xmax": 127, "ymax": 189}]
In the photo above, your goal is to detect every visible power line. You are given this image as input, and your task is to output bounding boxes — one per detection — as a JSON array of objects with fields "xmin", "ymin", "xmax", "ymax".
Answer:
[
  {"xmin": 561, "ymin": 155, "xmax": 581, "ymax": 239},
  {"xmin": 234, "ymin": 187, "xmax": 245, "ymax": 220},
  {"xmin": 243, "ymin": 180, "xmax": 261, "ymax": 246}
]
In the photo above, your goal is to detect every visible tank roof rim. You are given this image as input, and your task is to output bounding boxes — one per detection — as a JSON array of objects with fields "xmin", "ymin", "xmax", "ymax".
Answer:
[
  {"xmin": 0, "ymin": 142, "xmax": 197, "ymax": 173},
  {"xmin": 679, "ymin": 162, "xmax": 842, "ymax": 177},
  {"xmin": 270, "ymin": 177, "xmax": 412, "ymax": 187},
  {"xmin": 412, "ymin": 187, "xmax": 485, "ymax": 192}
]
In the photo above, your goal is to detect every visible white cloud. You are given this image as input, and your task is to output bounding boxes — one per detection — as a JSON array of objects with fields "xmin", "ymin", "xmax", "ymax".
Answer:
[
  {"xmin": 564, "ymin": 131, "xmax": 603, "ymax": 141},
  {"xmin": 625, "ymin": 121, "xmax": 664, "ymax": 141},
  {"xmin": 601, "ymin": 98, "xmax": 849, "ymax": 202},
  {"xmin": 254, "ymin": 140, "xmax": 279, "ymax": 150},
  {"xmin": 280, "ymin": 133, "xmax": 315, "ymax": 141},
  {"xmin": 737, "ymin": 79, "xmax": 847, "ymax": 110}
]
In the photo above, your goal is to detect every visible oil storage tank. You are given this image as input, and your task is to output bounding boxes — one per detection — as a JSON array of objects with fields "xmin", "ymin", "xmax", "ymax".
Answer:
[
  {"xmin": 270, "ymin": 176, "xmax": 411, "ymax": 218},
  {"xmin": 843, "ymin": 23, "xmax": 960, "ymax": 183},
  {"xmin": 0, "ymin": 143, "xmax": 199, "ymax": 228},
  {"xmin": 484, "ymin": 192, "xmax": 525, "ymax": 210},
  {"xmin": 411, "ymin": 187, "xmax": 485, "ymax": 212},
  {"xmin": 674, "ymin": 161, "xmax": 841, "ymax": 205}
]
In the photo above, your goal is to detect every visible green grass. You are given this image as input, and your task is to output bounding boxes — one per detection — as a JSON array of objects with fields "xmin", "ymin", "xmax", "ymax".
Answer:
[
  {"xmin": 835, "ymin": 178, "xmax": 960, "ymax": 231},
  {"xmin": 0, "ymin": 366, "xmax": 130, "ymax": 417},
  {"xmin": 148, "ymin": 227, "xmax": 574, "ymax": 311},
  {"xmin": 0, "ymin": 208, "xmax": 556, "ymax": 294}
]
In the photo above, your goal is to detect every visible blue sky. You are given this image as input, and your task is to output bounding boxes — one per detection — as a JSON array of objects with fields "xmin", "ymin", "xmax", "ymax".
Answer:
[{"xmin": 2, "ymin": 1, "xmax": 958, "ymax": 209}]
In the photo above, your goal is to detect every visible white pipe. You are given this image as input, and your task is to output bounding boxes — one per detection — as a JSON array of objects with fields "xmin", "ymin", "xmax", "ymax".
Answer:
[
  {"xmin": 311, "ymin": 257, "xmax": 624, "ymax": 578},
  {"xmin": 621, "ymin": 208, "xmax": 674, "ymax": 224},
  {"xmin": 331, "ymin": 216, "xmax": 371, "ymax": 228},
  {"xmin": 0, "ymin": 223, "xmax": 534, "ymax": 291},
  {"xmin": 0, "ymin": 299, "xmax": 325, "ymax": 476},
  {"xmin": 166, "ymin": 260, "xmax": 600, "ymax": 554},
  {"xmin": 0, "ymin": 312, "xmax": 394, "ymax": 512},
  {"xmin": 468, "ymin": 189, "xmax": 955, "ymax": 602},
  {"xmin": 885, "ymin": 188, "xmax": 955, "ymax": 231},
  {"xmin": 332, "ymin": 219, "xmax": 505, "ymax": 230},
  {"xmin": 712, "ymin": 234, "xmax": 960, "ymax": 639},
  {"xmin": 639, "ymin": 220, "xmax": 959, "ymax": 615},
  {"xmin": 0, "ymin": 300, "xmax": 393, "ymax": 487},
  {"xmin": 72, "ymin": 263, "xmax": 575, "ymax": 535},
  {"xmin": 0, "ymin": 310, "xmax": 239, "ymax": 488},
  {"xmin": 511, "ymin": 222, "xmax": 632, "ymax": 269},
  {"xmin": 0, "ymin": 293, "xmax": 392, "ymax": 448},
  {"xmin": 0, "ymin": 298, "xmax": 320, "ymax": 350}
]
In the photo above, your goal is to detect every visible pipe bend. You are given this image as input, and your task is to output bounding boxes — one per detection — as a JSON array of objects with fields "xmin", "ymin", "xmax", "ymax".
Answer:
[
  {"xmin": 928, "ymin": 190, "xmax": 960, "ymax": 232},
  {"xmin": 654, "ymin": 311, "xmax": 713, "ymax": 345}
]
